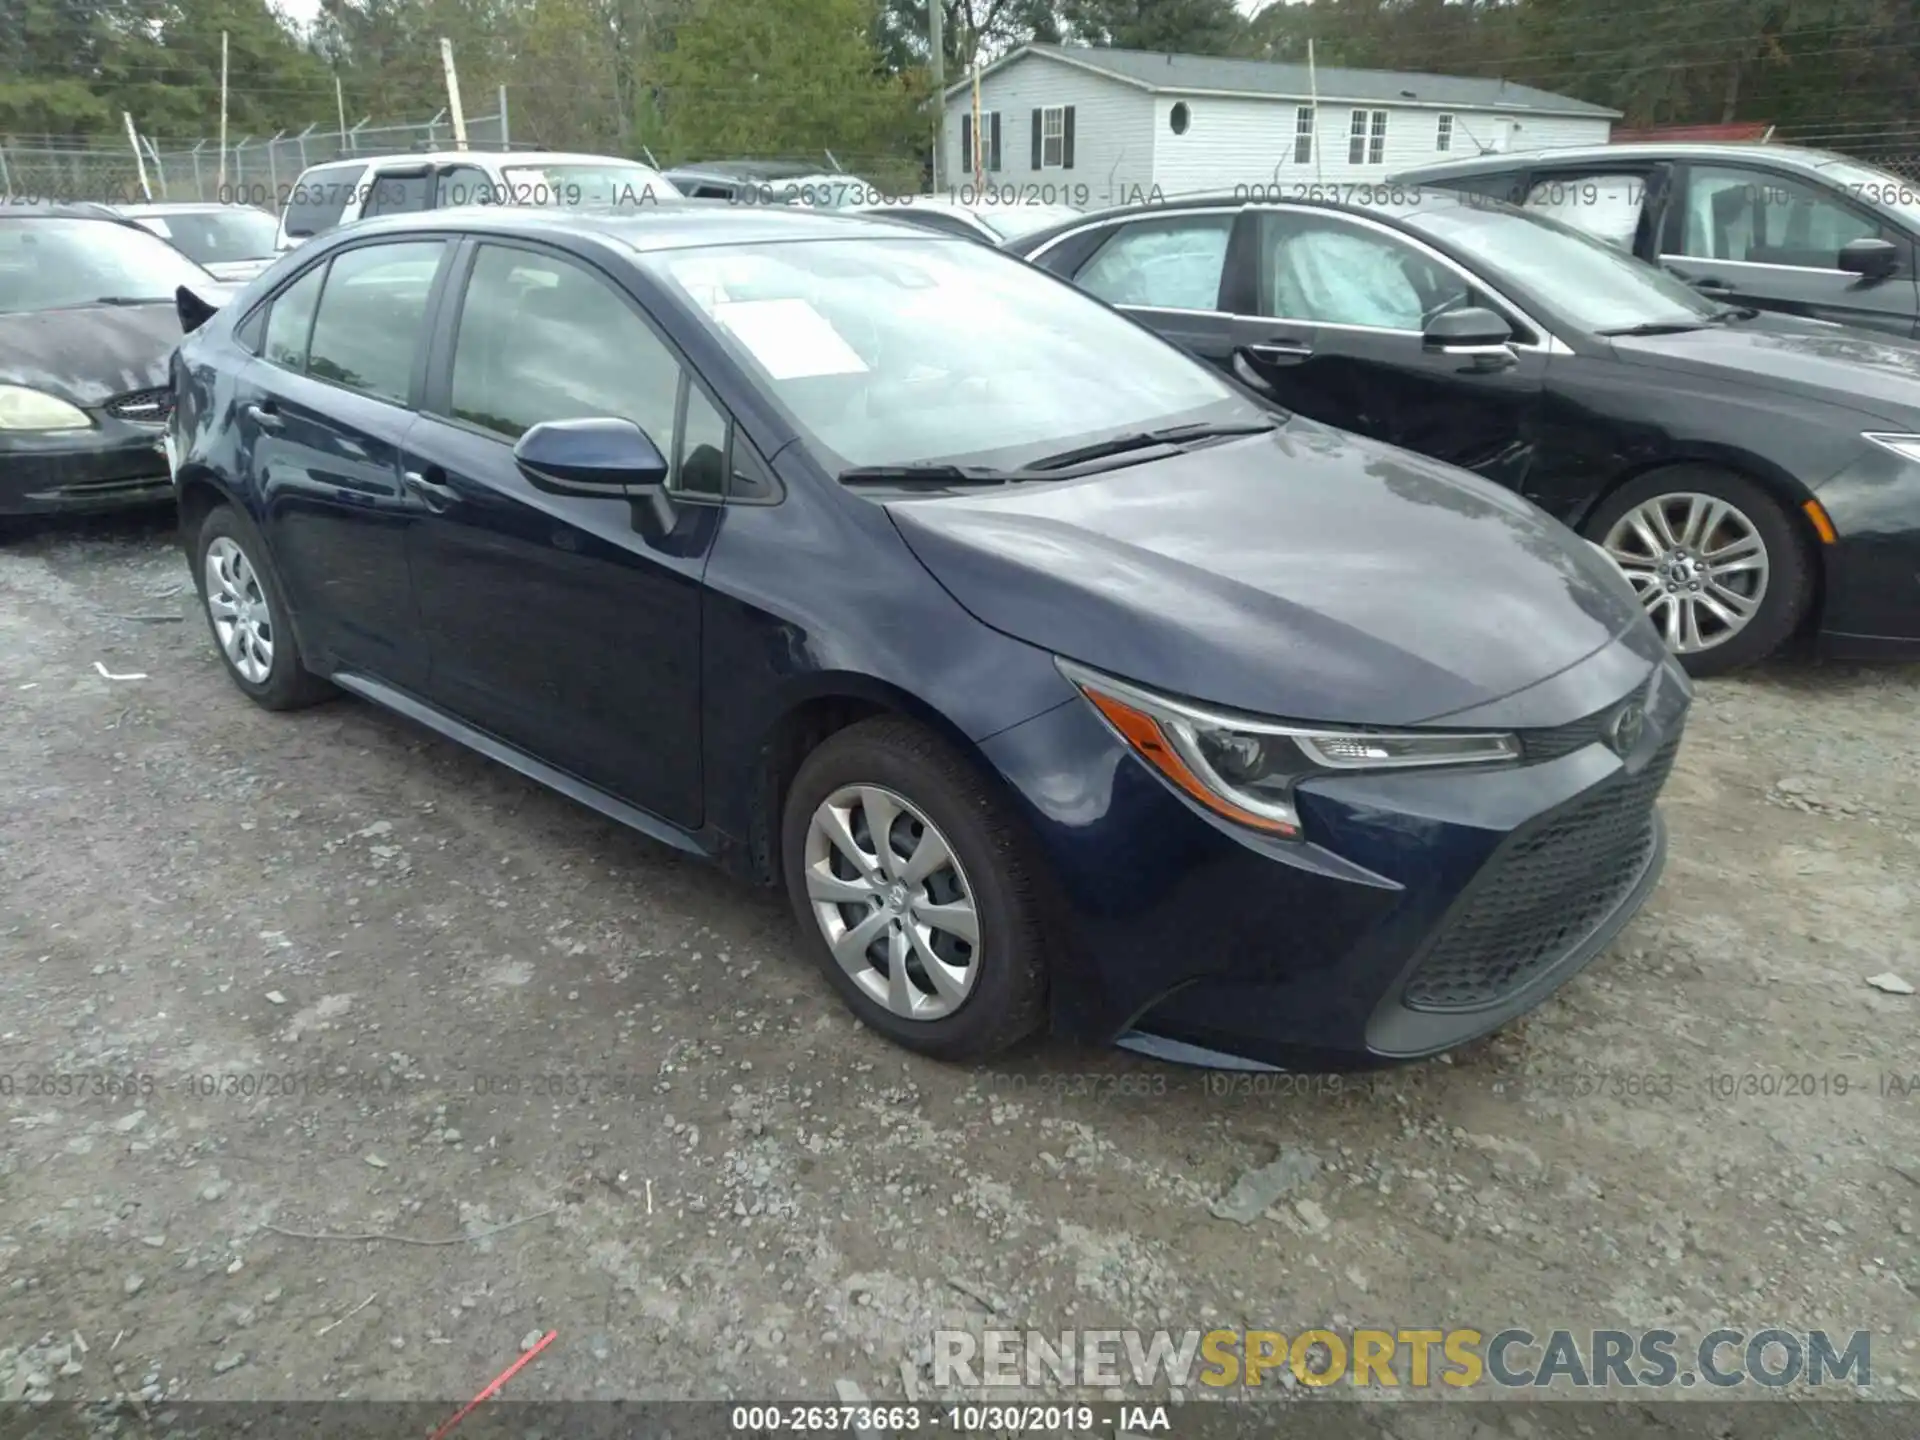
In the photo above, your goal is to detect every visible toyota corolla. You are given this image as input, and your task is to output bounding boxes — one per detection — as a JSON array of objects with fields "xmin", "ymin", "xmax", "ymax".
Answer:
[{"xmin": 167, "ymin": 205, "xmax": 1690, "ymax": 1069}]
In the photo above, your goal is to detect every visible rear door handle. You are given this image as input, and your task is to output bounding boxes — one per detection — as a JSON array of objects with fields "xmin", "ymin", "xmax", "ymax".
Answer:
[
  {"xmin": 245, "ymin": 401, "xmax": 283, "ymax": 431},
  {"xmin": 403, "ymin": 468, "xmax": 459, "ymax": 511},
  {"xmin": 1242, "ymin": 340, "xmax": 1314, "ymax": 365}
]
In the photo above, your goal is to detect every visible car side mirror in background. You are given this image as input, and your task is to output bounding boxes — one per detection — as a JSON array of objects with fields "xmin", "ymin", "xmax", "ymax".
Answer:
[
  {"xmin": 1422, "ymin": 306, "xmax": 1514, "ymax": 352},
  {"xmin": 513, "ymin": 417, "xmax": 669, "ymax": 498},
  {"xmin": 1837, "ymin": 237, "xmax": 1898, "ymax": 280}
]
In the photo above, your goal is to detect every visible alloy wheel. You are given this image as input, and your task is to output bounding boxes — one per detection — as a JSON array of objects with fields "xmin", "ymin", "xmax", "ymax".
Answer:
[
  {"xmin": 802, "ymin": 784, "xmax": 980, "ymax": 1021},
  {"xmin": 204, "ymin": 536, "xmax": 275, "ymax": 685},
  {"xmin": 1602, "ymin": 491, "xmax": 1770, "ymax": 654}
]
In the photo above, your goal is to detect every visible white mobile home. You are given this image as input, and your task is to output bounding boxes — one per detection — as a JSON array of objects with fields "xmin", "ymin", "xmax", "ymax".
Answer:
[{"xmin": 942, "ymin": 45, "xmax": 1619, "ymax": 205}]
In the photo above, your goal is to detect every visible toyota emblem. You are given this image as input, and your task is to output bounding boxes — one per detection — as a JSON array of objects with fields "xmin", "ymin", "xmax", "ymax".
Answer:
[{"xmin": 1607, "ymin": 703, "xmax": 1647, "ymax": 757}]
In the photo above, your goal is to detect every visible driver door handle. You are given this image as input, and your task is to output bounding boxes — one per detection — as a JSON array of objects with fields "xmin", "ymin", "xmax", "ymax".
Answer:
[
  {"xmin": 403, "ymin": 468, "xmax": 459, "ymax": 511},
  {"xmin": 244, "ymin": 401, "xmax": 283, "ymax": 431}
]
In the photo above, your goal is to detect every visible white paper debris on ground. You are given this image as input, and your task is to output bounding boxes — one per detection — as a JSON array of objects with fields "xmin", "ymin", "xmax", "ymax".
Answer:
[
  {"xmin": 93, "ymin": 662, "xmax": 148, "ymax": 681},
  {"xmin": 1866, "ymin": 972, "xmax": 1914, "ymax": 995},
  {"xmin": 714, "ymin": 298, "xmax": 869, "ymax": 380}
]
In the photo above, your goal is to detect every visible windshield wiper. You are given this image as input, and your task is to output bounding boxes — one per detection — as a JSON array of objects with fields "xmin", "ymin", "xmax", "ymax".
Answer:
[
  {"xmin": 838, "ymin": 462, "xmax": 1040, "ymax": 487},
  {"xmin": 1597, "ymin": 320, "xmax": 1711, "ymax": 337},
  {"xmin": 82, "ymin": 295, "xmax": 170, "ymax": 307},
  {"xmin": 1708, "ymin": 305, "xmax": 1762, "ymax": 322},
  {"xmin": 1025, "ymin": 419, "xmax": 1278, "ymax": 472}
]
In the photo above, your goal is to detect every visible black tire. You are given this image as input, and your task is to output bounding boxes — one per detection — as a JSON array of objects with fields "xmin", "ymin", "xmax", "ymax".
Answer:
[
  {"xmin": 780, "ymin": 716, "xmax": 1049, "ymax": 1062},
  {"xmin": 192, "ymin": 505, "xmax": 332, "ymax": 710},
  {"xmin": 1582, "ymin": 466, "xmax": 1814, "ymax": 676}
]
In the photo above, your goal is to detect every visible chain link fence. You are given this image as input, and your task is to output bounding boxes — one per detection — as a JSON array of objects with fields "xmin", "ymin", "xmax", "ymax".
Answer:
[{"xmin": 1, "ymin": 109, "xmax": 513, "ymax": 212}]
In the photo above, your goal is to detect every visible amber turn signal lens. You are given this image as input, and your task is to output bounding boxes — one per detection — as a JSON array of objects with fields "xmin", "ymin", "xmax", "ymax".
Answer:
[{"xmin": 1080, "ymin": 686, "xmax": 1300, "ymax": 837}]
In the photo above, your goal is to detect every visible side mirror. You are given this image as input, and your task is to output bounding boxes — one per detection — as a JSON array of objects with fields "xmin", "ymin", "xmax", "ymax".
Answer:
[
  {"xmin": 512, "ymin": 417, "xmax": 668, "ymax": 497},
  {"xmin": 1422, "ymin": 306, "xmax": 1513, "ymax": 351},
  {"xmin": 1837, "ymin": 237, "xmax": 1898, "ymax": 280}
]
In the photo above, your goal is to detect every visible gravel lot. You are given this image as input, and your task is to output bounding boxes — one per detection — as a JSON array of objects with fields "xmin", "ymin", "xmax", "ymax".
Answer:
[{"xmin": 2, "ymin": 515, "xmax": 1917, "ymax": 1429}]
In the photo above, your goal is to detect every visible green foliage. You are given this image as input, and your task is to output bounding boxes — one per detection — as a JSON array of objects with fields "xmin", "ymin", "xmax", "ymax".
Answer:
[{"xmin": 1057, "ymin": 0, "xmax": 1249, "ymax": 56}]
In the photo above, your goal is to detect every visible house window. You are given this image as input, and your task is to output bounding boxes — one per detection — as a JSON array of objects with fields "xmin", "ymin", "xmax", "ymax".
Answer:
[
  {"xmin": 1294, "ymin": 106, "xmax": 1314, "ymax": 164},
  {"xmin": 961, "ymin": 110, "xmax": 1002, "ymax": 174},
  {"xmin": 1436, "ymin": 114, "xmax": 1453, "ymax": 152},
  {"xmin": 1348, "ymin": 109, "xmax": 1388, "ymax": 164},
  {"xmin": 1042, "ymin": 106, "xmax": 1066, "ymax": 168}
]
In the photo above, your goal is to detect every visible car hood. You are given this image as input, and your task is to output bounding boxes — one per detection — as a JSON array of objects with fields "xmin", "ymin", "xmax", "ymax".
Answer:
[
  {"xmin": 0, "ymin": 302, "xmax": 184, "ymax": 407},
  {"xmin": 886, "ymin": 421, "xmax": 1649, "ymax": 727},
  {"xmin": 1612, "ymin": 315, "xmax": 1920, "ymax": 426}
]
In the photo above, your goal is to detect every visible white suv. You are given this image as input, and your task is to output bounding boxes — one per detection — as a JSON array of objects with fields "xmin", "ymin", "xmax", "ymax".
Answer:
[{"xmin": 273, "ymin": 150, "xmax": 682, "ymax": 251}]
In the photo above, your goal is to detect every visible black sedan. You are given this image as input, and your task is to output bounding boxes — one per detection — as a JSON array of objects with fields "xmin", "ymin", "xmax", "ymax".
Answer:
[
  {"xmin": 1007, "ymin": 191, "xmax": 1920, "ymax": 672},
  {"xmin": 1392, "ymin": 143, "xmax": 1920, "ymax": 339},
  {"xmin": 168, "ymin": 204, "xmax": 1686, "ymax": 1071},
  {"xmin": 1, "ymin": 209, "xmax": 224, "ymax": 520}
]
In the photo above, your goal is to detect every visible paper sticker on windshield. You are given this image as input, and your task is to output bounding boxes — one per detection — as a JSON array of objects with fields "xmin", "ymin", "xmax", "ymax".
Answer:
[{"xmin": 714, "ymin": 298, "xmax": 868, "ymax": 380}]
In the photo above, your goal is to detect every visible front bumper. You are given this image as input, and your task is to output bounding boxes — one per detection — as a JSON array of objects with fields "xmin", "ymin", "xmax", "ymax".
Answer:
[
  {"xmin": 1813, "ymin": 445, "xmax": 1920, "ymax": 656},
  {"xmin": 981, "ymin": 646, "xmax": 1689, "ymax": 1070},
  {"xmin": 0, "ymin": 421, "xmax": 174, "ymax": 517}
]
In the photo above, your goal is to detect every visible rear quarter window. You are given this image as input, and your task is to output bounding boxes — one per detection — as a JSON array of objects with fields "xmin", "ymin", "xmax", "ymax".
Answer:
[{"xmin": 282, "ymin": 165, "xmax": 370, "ymax": 238}]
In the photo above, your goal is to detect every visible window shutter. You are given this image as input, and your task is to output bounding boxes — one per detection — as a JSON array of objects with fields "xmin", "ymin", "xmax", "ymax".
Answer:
[
  {"xmin": 1062, "ymin": 106, "xmax": 1076, "ymax": 169},
  {"xmin": 990, "ymin": 111, "xmax": 1002, "ymax": 171},
  {"xmin": 961, "ymin": 116, "xmax": 973, "ymax": 175},
  {"xmin": 1031, "ymin": 109, "xmax": 1042, "ymax": 169}
]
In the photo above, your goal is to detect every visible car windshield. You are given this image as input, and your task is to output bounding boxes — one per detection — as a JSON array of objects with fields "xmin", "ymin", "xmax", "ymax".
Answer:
[
  {"xmin": 646, "ymin": 236, "xmax": 1254, "ymax": 472},
  {"xmin": 1401, "ymin": 200, "xmax": 1719, "ymax": 334},
  {"xmin": 0, "ymin": 215, "xmax": 214, "ymax": 314},
  {"xmin": 499, "ymin": 163, "xmax": 682, "ymax": 208},
  {"xmin": 130, "ymin": 208, "xmax": 279, "ymax": 263},
  {"xmin": 1811, "ymin": 156, "xmax": 1920, "ymax": 228},
  {"xmin": 970, "ymin": 204, "xmax": 1085, "ymax": 241}
]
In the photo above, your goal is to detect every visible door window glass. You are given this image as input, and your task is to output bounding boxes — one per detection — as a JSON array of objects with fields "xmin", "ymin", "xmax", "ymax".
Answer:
[
  {"xmin": 1256, "ymin": 212, "xmax": 1471, "ymax": 331},
  {"xmin": 1075, "ymin": 214, "xmax": 1233, "ymax": 311},
  {"xmin": 1522, "ymin": 172, "xmax": 1646, "ymax": 249},
  {"xmin": 363, "ymin": 170, "xmax": 433, "ymax": 218},
  {"xmin": 261, "ymin": 263, "xmax": 326, "ymax": 370},
  {"xmin": 435, "ymin": 165, "xmax": 499, "ymax": 209},
  {"xmin": 1678, "ymin": 165, "xmax": 1884, "ymax": 268},
  {"xmin": 305, "ymin": 240, "xmax": 446, "ymax": 403},
  {"xmin": 677, "ymin": 383, "xmax": 729, "ymax": 497},
  {"xmin": 448, "ymin": 243, "xmax": 681, "ymax": 449},
  {"xmin": 281, "ymin": 163, "xmax": 368, "ymax": 239}
]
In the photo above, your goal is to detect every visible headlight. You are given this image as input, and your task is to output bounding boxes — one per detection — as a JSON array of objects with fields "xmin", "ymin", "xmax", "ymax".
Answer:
[
  {"xmin": 0, "ymin": 385, "xmax": 92, "ymax": 431},
  {"xmin": 1863, "ymin": 433, "xmax": 1920, "ymax": 464},
  {"xmin": 1057, "ymin": 658, "xmax": 1521, "ymax": 839}
]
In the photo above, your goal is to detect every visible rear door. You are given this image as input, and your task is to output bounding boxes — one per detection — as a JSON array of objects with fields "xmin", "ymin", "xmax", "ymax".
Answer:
[
  {"xmin": 1660, "ymin": 161, "xmax": 1919, "ymax": 335},
  {"xmin": 400, "ymin": 238, "xmax": 716, "ymax": 826},
  {"xmin": 1227, "ymin": 206, "xmax": 1548, "ymax": 489},
  {"xmin": 234, "ymin": 238, "xmax": 452, "ymax": 687},
  {"xmin": 1056, "ymin": 209, "xmax": 1242, "ymax": 368}
]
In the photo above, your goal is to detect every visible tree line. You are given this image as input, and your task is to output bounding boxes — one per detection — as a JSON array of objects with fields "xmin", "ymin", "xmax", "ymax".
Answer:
[{"xmin": 2, "ymin": 0, "xmax": 1913, "ymax": 170}]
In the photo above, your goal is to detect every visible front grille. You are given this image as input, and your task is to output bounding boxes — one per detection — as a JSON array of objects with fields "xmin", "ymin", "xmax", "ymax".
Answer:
[
  {"xmin": 103, "ymin": 386, "xmax": 173, "ymax": 424},
  {"xmin": 1518, "ymin": 681, "xmax": 1648, "ymax": 761},
  {"xmin": 1402, "ymin": 734, "xmax": 1679, "ymax": 1012}
]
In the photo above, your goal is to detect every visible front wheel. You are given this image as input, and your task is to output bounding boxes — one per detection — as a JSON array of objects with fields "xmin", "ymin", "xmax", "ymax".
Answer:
[
  {"xmin": 1583, "ymin": 467, "xmax": 1813, "ymax": 676},
  {"xmin": 780, "ymin": 717, "xmax": 1049, "ymax": 1062}
]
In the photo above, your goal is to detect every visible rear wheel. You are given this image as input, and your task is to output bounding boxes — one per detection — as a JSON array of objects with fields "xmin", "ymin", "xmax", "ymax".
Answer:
[
  {"xmin": 780, "ymin": 717, "xmax": 1048, "ymax": 1061},
  {"xmin": 193, "ymin": 505, "xmax": 332, "ymax": 710},
  {"xmin": 1583, "ymin": 467, "xmax": 1813, "ymax": 675}
]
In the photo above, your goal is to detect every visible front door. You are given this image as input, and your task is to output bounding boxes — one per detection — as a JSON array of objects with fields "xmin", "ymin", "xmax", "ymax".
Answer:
[
  {"xmin": 402, "ymin": 239, "xmax": 715, "ymax": 827},
  {"xmin": 1066, "ymin": 209, "xmax": 1243, "ymax": 369},
  {"xmin": 1660, "ymin": 162, "xmax": 1920, "ymax": 336},
  {"xmin": 1225, "ymin": 207, "xmax": 1548, "ymax": 489},
  {"xmin": 241, "ymin": 237, "xmax": 450, "ymax": 687}
]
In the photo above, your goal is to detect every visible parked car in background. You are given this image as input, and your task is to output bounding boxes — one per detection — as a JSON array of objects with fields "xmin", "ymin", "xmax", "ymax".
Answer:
[
  {"xmin": 1393, "ymin": 144, "xmax": 1920, "ymax": 338},
  {"xmin": 1, "ymin": 209, "xmax": 226, "ymax": 520},
  {"xmin": 168, "ymin": 203, "xmax": 1691, "ymax": 1071},
  {"xmin": 117, "ymin": 201, "xmax": 281, "ymax": 282},
  {"xmin": 855, "ymin": 194, "xmax": 1085, "ymax": 245},
  {"xmin": 273, "ymin": 150, "xmax": 682, "ymax": 251},
  {"xmin": 1008, "ymin": 190, "xmax": 1920, "ymax": 672}
]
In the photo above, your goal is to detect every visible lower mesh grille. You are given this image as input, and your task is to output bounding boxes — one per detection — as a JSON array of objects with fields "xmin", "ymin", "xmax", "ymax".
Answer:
[{"xmin": 1402, "ymin": 735, "xmax": 1679, "ymax": 1012}]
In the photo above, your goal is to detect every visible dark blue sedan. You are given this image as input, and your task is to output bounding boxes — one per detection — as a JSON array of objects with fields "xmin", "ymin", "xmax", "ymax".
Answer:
[{"xmin": 167, "ymin": 203, "xmax": 1690, "ymax": 1070}]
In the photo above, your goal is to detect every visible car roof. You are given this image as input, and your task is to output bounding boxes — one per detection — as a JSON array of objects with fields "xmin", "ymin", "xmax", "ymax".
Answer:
[
  {"xmin": 666, "ymin": 160, "xmax": 820, "ymax": 182},
  {"xmin": 1395, "ymin": 142, "xmax": 1854, "ymax": 178},
  {"xmin": 299, "ymin": 150, "xmax": 661, "ymax": 176},
  {"xmin": 117, "ymin": 201, "xmax": 271, "ymax": 215},
  {"xmin": 2, "ymin": 201, "xmax": 141, "ymax": 223},
  {"xmin": 332, "ymin": 200, "xmax": 959, "ymax": 253}
]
